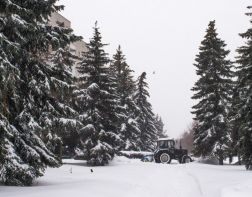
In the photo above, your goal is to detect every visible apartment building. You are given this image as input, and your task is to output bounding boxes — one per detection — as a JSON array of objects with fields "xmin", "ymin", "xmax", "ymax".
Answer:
[{"xmin": 48, "ymin": 12, "xmax": 88, "ymax": 76}]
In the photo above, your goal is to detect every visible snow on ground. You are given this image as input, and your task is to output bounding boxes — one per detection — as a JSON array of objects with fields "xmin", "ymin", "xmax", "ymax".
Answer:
[{"xmin": 1, "ymin": 156, "xmax": 252, "ymax": 197}]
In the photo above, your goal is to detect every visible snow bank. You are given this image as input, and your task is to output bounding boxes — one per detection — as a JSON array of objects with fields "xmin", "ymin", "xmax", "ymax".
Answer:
[
  {"xmin": 197, "ymin": 156, "xmax": 219, "ymax": 165},
  {"xmin": 118, "ymin": 151, "xmax": 153, "ymax": 159}
]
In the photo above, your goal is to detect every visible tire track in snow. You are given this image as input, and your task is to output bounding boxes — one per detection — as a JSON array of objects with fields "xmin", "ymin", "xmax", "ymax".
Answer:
[
  {"xmin": 124, "ymin": 163, "xmax": 203, "ymax": 197},
  {"xmin": 143, "ymin": 163, "xmax": 203, "ymax": 197},
  {"xmin": 184, "ymin": 170, "xmax": 204, "ymax": 196},
  {"xmin": 123, "ymin": 163, "xmax": 181, "ymax": 197}
]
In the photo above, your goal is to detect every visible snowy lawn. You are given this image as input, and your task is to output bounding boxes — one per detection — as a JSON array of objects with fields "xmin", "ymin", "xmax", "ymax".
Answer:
[{"xmin": 1, "ymin": 156, "xmax": 252, "ymax": 197}]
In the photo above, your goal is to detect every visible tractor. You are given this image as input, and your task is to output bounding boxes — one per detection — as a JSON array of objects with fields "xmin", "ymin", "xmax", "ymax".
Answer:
[{"xmin": 153, "ymin": 138, "xmax": 192, "ymax": 164}]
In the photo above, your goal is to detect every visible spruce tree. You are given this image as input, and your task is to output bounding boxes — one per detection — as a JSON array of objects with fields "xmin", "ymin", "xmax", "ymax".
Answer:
[
  {"xmin": 110, "ymin": 46, "xmax": 141, "ymax": 150},
  {"xmin": 191, "ymin": 21, "xmax": 234, "ymax": 165},
  {"xmin": 226, "ymin": 86, "xmax": 242, "ymax": 164},
  {"xmin": 17, "ymin": 6, "xmax": 81, "ymax": 161},
  {"xmin": 0, "ymin": 0, "xmax": 79, "ymax": 185},
  {"xmin": 154, "ymin": 115, "xmax": 167, "ymax": 138},
  {"xmin": 44, "ymin": 30, "xmax": 83, "ymax": 157},
  {"xmin": 134, "ymin": 72, "xmax": 158, "ymax": 151},
  {"xmin": 235, "ymin": 7, "xmax": 252, "ymax": 170},
  {"xmin": 110, "ymin": 46, "xmax": 136, "ymax": 101},
  {"xmin": 76, "ymin": 23, "xmax": 121, "ymax": 166}
]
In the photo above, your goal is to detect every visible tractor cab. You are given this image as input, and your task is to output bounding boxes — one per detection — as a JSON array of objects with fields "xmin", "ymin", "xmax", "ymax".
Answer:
[{"xmin": 156, "ymin": 138, "xmax": 175, "ymax": 149}]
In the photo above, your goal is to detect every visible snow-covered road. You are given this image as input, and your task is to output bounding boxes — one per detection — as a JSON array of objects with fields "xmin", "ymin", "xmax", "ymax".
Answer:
[{"xmin": 1, "ymin": 157, "xmax": 252, "ymax": 197}]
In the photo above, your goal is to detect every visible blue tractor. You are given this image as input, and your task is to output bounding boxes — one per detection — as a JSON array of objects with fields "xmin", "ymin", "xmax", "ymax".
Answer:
[{"xmin": 153, "ymin": 138, "xmax": 192, "ymax": 164}]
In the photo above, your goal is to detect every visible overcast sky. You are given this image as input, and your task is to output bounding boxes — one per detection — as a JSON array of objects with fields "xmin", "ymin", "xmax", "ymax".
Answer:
[{"xmin": 59, "ymin": 0, "xmax": 251, "ymax": 138}]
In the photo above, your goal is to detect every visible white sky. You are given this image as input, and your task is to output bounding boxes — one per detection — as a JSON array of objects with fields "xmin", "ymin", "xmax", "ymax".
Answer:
[{"xmin": 59, "ymin": 0, "xmax": 251, "ymax": 138}]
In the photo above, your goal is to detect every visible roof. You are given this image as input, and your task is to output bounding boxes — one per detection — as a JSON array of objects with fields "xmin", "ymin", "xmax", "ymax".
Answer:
[{"xmin": 157, "ymin": 138, "xmax": 172, "ymax": 141}]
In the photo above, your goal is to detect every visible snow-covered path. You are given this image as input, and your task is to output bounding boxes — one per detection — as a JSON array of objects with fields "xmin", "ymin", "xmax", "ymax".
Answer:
[{"xmin": 1, "ymin": 157, "xmax": 252, "ymax": 197}]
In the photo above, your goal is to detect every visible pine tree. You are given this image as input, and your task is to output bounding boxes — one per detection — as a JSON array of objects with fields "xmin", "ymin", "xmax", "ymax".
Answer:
[
  {"xmin": 191, "ymin": 21, "xmax": 234, "ymax": 165},
  {"xmin": 44, "ymin": 28, "xmax": 83, "ymax": 157},
  {"xmin": 134, "ymin": 72, "xmax": 158, "ymax": 151},
  {"xmin": 226, "ymin": 86, "xmax": 242, "ymax": 164},
  {"xmin": 154, "ymin": 115, "xmax": 167, "ymax": 138},
  {"xmin": 17, "ymin": 7, "xmax": 82, "ymax": 161},
  {"xmin": 76, "ymin": 23, "xmax": 121, "ymax": 166},
  {"xmin": 110, "ymin": 46, "xmax": 141, "ymax": 150},
  {"xmin": 0, "ymin": 0, "xmax": 80, "ymax": 185},
  {"xmin": 235, "ymin": 7, "xmax": 252, "ymax": 170},
  {"xmin": 110, "ymin": 46, "xmax": 136, "ymax": 101}
]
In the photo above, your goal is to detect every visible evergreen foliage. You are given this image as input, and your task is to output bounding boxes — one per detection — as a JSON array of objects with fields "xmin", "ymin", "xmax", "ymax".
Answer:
[
  {"xmin": 110, "ymin": 46, "xmax": 141, "ymax": 150},
  {"xmin": 235, "ymin": 7, "xmax": 252, "ymax": 170},
  {"xmin": 76, "ymin": 23, "xmax": 121, "ymax": 166},
  {"xmin": 154, "ymin": 114, "xmax": 167, "ymax": 138},
  {"xmin": 45, "ymin": 28, "xmax": 82, "ymax": 157},
  {"xmin": 0, "ymin": 0, "xmax": 80, "ymax": 185},
  {"xmin": 191, "ymin": 21, "xmax": 234, "ymax": 165},
  {"xmin": 226, "ymin": 86, "xmax": 242, "ymax": 164},
  {"xmin": 110, "ymin": 46, "xmax": 136, "ymax": 100},
  {"xmin": 134, "ymin": 72, "xmax": 158, "ymax": 151}
]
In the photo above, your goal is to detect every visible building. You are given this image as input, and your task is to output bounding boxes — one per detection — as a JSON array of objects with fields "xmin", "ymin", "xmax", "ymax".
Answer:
[{"xmin": 48, "ymin": 12, "xmax": 88, "ymax": 76}]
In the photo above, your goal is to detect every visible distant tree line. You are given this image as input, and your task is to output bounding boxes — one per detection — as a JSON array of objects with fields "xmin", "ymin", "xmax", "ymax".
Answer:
[
  {"xmin": 191, "ymin": 8, "xmax": 252, "ymax": 170},
  {"xmin": 179, "ymin": 122, "xmax": 195, "ymax": 153},
  {"xmin": 0, "ymin": 0, "xmax": 166, "ymax": 186}
]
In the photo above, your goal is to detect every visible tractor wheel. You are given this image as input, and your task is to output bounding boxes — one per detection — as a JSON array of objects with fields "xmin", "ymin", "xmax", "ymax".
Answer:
[
  {"xmin": 182, "ymin": 156, "xmax": 192, "ymax": 164},
  {"xmin": 159, "ymin": 153, "xmax": 171, "ymax": 164}
]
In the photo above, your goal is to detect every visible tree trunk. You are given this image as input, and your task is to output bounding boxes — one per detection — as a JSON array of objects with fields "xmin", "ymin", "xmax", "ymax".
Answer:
[
  {"xmin": 238, "ymin": 153, "xmax": 242, "ymax": 165},
  {"xmin": 219, "ymin": 151, "xmax": 224, "ymax": 165},
  {"xmin": 229, "ymin": 155, "xmax": 233, "ymax": 164}
]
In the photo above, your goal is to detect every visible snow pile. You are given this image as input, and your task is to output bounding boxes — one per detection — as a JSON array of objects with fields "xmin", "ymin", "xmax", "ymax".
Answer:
[
  {"xmin": 118, "ymin": 151, "xmax": 153, "ymax": 159},
  {"xmin": 197, "ymin": 156, "xmax": 219, "ymax": 165}
]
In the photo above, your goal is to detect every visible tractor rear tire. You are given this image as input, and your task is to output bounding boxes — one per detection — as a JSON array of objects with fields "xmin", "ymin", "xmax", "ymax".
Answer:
[{"xmin": 159, "ymin": 153, "xmax": 171, "ymax": 164}]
